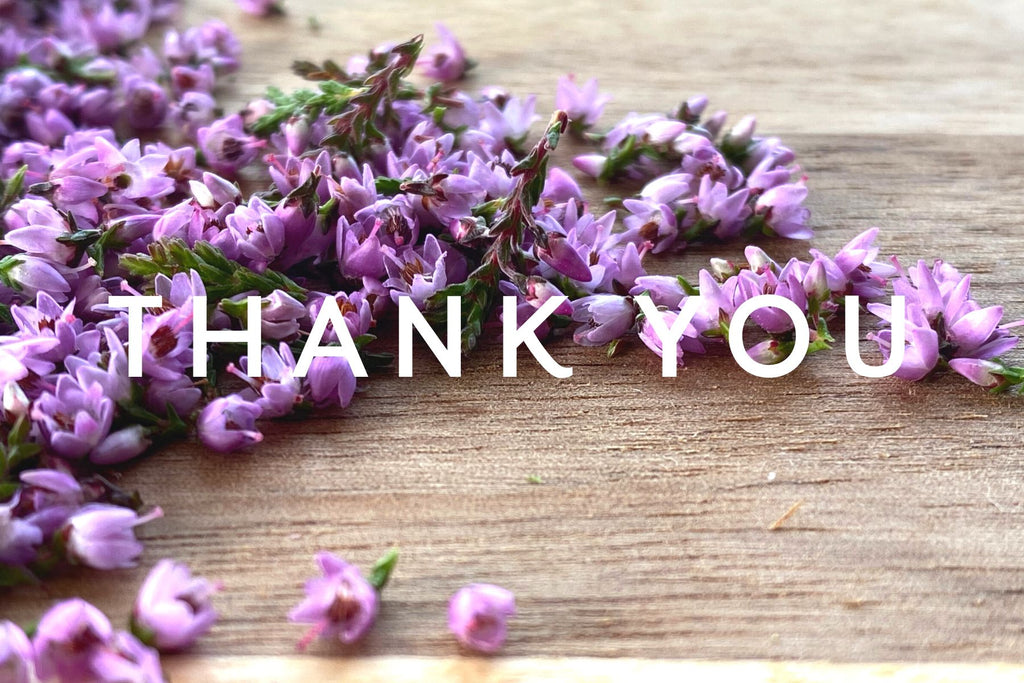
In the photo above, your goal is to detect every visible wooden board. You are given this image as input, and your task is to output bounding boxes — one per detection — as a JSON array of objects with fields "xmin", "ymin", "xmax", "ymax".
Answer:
[{"xmin": 4, "ymin": 0, "xmax": 1024, "ymax": 678}]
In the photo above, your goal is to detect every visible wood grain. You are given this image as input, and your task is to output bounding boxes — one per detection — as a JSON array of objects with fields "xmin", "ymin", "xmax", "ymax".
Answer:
[
  {"xmin": 4, "ymin": 0, "xmax": 1024, "ymax": 676},
  {"xmin": 162, "ymin": 657, "xmax": 1024, "ymax": 682}
]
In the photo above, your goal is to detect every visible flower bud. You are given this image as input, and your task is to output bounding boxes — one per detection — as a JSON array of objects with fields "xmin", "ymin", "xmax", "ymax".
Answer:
[
  {"xmin": 726, "ymin": 114, "xmax": 756, "ymax": 147},
  {"xmin": 703, "ymin": 110, "xmax": 728, "ymax": 138},
  {"xmin": 572, "ymin": 154, "xmax": 607, "ymax": 179},
  {"xmin": 708, "ymin": 257, "xmax": 739, "ymax": 281},
  {"xmin": 803, "ymin": 259, "xmax": 830, "ymax": 301},
  {"xmin": 2, "ymin": 382, "xmax": 29, "ymax": 419},
  {"xmin": 743, "ymin": 246, "xmax": 776, "ymax": 275}
]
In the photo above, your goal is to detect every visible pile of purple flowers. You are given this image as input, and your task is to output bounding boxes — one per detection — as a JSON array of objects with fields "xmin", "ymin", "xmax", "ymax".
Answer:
[
  {"xmin": 1, "ymin": 0, "xmax": 1022, "ymax": 642},
  {"xmin": 1, "ymin": 558, "xmax": 218, "ymax": 682}
]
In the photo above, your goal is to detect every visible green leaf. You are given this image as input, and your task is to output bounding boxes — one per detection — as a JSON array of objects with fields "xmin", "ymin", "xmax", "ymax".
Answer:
[
  {"xmin": 368, "ymin": 548, "xmax": 399, "ymax": 591},
  {"xmin": 0, "ymin": 481, "xmax": 18, "ymax": 501},
  {"xmin": 374, "ymin": 177, "xmax": 404, "ymax": 196},
  {"xmin": 1, "ymin": 165, "xmax": 27, "ymax": 214},
  {"xmin": 675, "ymin": 276, "xmax": 700, "ymax": 296},
  {"xmin": 0, "ymin": 564, "xmax": 37, "ymax": 588},
  {"xmin": 119, "ymin": 239, "xmax": 306, "ymax": 302}
]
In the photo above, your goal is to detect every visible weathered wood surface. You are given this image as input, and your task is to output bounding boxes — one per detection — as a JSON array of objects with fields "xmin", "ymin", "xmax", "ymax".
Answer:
[{"xmin": 5, "ymin": 0, "xmax": 1024, "ymax": 677}]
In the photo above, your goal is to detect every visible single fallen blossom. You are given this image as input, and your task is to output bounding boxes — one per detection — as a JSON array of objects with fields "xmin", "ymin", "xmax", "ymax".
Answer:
[
  {"xmin": 448, "ymin": 583, "xmax": 517, "ymax": 653},
  {"xmin": 417, "ymin": 23, "xmax": 471, "ymax": 82},
  {"xmin": 237, "ymin": 0, "xmax": 283, "ymax": 17},
  {"xmin": 0, "ymin": 620, "xmax": 34, "ymax": 683},
  {"xmin": 132, "ymin": 559, "xmax": 223, "ymax": 651},
  {"xmin": 33, "ymin": 598, "xmax": 166, "ymax": 683},
  {"xmin": 62, "ymin": 504, "xmax": 164, "ymax": 570},
  {"xmin": 289, "ymin": 549, "xmax": 398, "ymax": 649}
]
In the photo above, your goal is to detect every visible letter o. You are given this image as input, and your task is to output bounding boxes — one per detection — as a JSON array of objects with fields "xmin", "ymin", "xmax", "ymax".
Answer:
[{"xmin": 728, "ymin": 294, "xmax": 810, "ymax": 379}]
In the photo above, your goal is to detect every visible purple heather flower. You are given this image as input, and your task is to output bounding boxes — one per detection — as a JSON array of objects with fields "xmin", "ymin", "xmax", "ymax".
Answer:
[
  {"xmin": 809, "ymin": 227, "xmax": 895, "ymax": 299},
  {"xmin": 418, "ymin": 24, "xmax": 469, "ymax": 82},
  {"xmin": 18, "ymin": 468, "xmax": 84, "ymax": 536},
  {"xmin": 0, "ymin": 620, "xmax": 33, "ymax": 683},
  {"xmin": 101, "ymin": 631, "xmax": 166, "ymax": 683},
  {"xmin": 135, "ymin": 307, "xmax": 194, "ymax": 381},
  {"xmin": 305, "ymin": 291, "xmax": 374, "ymax": 343},
  {"xmin": 1, "ymin": 497, "xmax": 42, "ymax": 565},
  {"xmin": 124, "ymin": 76, "xmax": 169, "ymax": 130},
  {"xmin": 33, "ymin": 599, "xmax": 113, "ymax": 683},
  {"xmin": 383, "ymin": 235, "xmax": 450, "ymax": 309},
  {"xmin": 33, "ymin": 598, "xmax": 166, "ymax": 683},
  {"xmin": 556, "ymin": 74, "xmax": 611, "ymax": 131},
  {"xmin": 869, "ymin": 310, "xmax": 940, "ymax": 381},
  {"xmin": 620, "ymin": 196, "xmax": 679, "ymax": 254},
  {"xmin": 524, "ymin": 277, "xmax": 572, "ymax": 315},
  {"xmin": 755, "ymin": 182, "xmax": 812, "ymax": 239},
  {"xmin": 638, "ymin": 307, "xmax": 705, "ymax": 366},
  {"xmin": 868, "ymin": 259, "xmax": 1021, "ymax": 380},
  {"xmin": 63, "ymin": 504, "xmax": 163, "ymax": 570},
  {"xmin": 304, "ymin": 356, "xmax": 357, "ymax": 409},
  {"xmin": 535, "ymin": 233, "xmax": 591, "ymax": 282},
  {"xmin": 253, "ymin": 289, "xmax": 307, "ymax": 340},
  {"xmin": 133, "ymin": 559, "xmax": 221, "ymax": 651},
  {"xmin": 949, "ymin": 358, "xmax": 1007, "ymax": 390},
  {"xmin": 90, "ymin": 425, "xmax": 152, "ymax": 466},
  {"xmin": 145, "ymin": 375, "xmax": 203, "ymax": 417},
  {"xmin": 448, "ymin": 583, "xmax": 516, "ymax": 654},
  {"xmin": 479, "ymin": 95, "xmax": 538, "ymax": 150},
  {"xmin": 197, "ymin": 395, "xmax": 264, "ymax": 452},
  {"xmin": 571, "ymin": 295, "xmax": 636, "ymax": 346},
  {"xmin": 337, "ymin": 218, "xmax": 386, "ymax": 280},
  {"xmin": 0, "ymin": 255, "xmax": 72, "ymax": 301},
  {"xmin": 539, "ymin": 166, "xmax": 583, "ymax": 208},
  {"xmin": 197, "ymin": 114, "xmax": 263, "ymax": 176},
  {"xmin": 172, "ymin": 90, "xmax": 218, "ymax": 136},
  {"xmin": 229, "ymin": 343, "xmax": 302, "ymax": 418},
  {"xmin": 237, "ymin": 0, "xmax": 280, "ymax": 16},
  {"xmin": 169, "ymin": 63, "xmax": 216, "ymax": 96},
  {"xmin": 31, "ymin": 375, "xmax": 115, "ymax": 460},
  {"xmin": 572, "ymin": 153, "xmax": 607, "ymax": 179},
  {"xmin": 695, "ymin": 174, "xmax": 750, "ymax": 239},
  {"xmin": 0, "ymin": 334, "xmax": 60, "ymax": 386},
  {"xmin": 678, "ymin": 94, "xmax": 708, "ymax": 123},
  {"xmin": 629, "ymin": 275, "xmax": 687, "ymax": 309},
  {"xmin": 290, "ymin": 551, "xmax": 378, "ymax": 648},
  {"xmin": 224, "ymin": 196, "xmax": 287, "ymax": 270}
]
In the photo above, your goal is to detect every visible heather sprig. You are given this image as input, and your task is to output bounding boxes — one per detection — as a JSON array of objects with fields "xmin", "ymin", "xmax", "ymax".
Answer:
[
  {"xmin": 120, "ymin": 239, "xmax": 307, "ymax": 302},
  {"xmin": 424, "ymin": 111, "xmax": 569, "ymax": 351},
  {"xmin": 250, "ymin": 35, "xmax": 424, "ymax": 155}
]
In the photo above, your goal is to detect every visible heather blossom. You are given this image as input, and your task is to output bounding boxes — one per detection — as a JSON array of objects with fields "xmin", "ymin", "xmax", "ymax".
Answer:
[
  {"xmin": 289, "ymin": 552, "xmax": 380, "ymax": 648},
  {"xmin": 448, "ymin": 583, "xmax": 516, "ymax": 653},
  {"xmin": 556, "ymin": 74, "xmax": 611, "ymax": 132},
  {"xmin": 62, "ymin": 504, "xmax": 163, "ymax": 570},
  {"xmin": 133, "ymin": 559, "xmax": 222, "ymax": 651},
  {"xmin": 0, "ymin": 620, "xmax": 34, "ymax": 683},
  {"xmin": 417, "ymin": 23, "xmax": 470, "ymax": 82},
  {"xmin": 868, "ymin": 259, "xmax": 1021, "ymax": 381},
  {"xmin": 33, "ymin": 599, "xmax": 165, "ymax": 683},
  {"xmin": 196, "ymin": 395, "xmax": 263, "ymax": 452}
]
